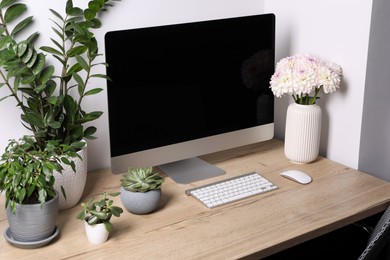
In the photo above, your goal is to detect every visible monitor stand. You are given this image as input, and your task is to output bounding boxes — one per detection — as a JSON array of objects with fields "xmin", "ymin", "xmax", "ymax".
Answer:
[{"xmin": 158, "ymin": 157, "xmax": 225, "ymax": 184}]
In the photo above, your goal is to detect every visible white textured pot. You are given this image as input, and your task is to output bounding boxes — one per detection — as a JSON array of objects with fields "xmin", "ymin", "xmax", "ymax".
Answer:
[
  {"xmin": 54, "ymin": 142, "xmax": 88, "ymax": 210},
  {"xmin": 120, "ymin": 187, "xmax": 162, "ymax": 215},
  {"xmin": 284, "ymin": 103, "xmax": 322, "ymax": 164},
  {"xmin": 84, "ymin": 218, "xmax": 109, "ymax": 245}
]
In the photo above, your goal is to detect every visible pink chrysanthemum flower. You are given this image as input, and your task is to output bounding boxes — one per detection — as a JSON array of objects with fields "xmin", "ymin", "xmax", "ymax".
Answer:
[{"xmin": 270, "ymin": 54, "xmax": 342, "ymax": 104}]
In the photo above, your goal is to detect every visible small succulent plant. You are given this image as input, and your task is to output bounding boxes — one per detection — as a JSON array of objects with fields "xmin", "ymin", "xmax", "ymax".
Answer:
[
  {"xmin": 121, "ymin": 167, "xmax": 164, "ymax": 192},
  {"xmin": 76, "ymin": 191, "xmax": 123, "ymax": 232}
]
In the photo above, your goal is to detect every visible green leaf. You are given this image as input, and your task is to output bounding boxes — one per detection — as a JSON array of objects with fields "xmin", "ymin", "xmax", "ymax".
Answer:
[
  {"xmin": 16, "ymin": 41, "xmax": 28, "ymax": 56},
  {"xmin": 84, "ymin": 126, "xmax": 97, "ymax": 138},
  {"xmin": 71, "ymin": 141, "xmax": 86, "ymax": 150},
  {"xmin": 0, "ymin": 0, "xmax": 17, "ymax": 9},
  {"xmin": 32, "ymin": 53, "xmax": 46, "ymax": 75},
  {"xmin": 38, "ymin": 188, "xmax": 48, "ymax": 205},
  {"xmin": 38, "ymin": 65, "xmax": 54, "ymax": 84},
  {"xmin": 82, "ymin": 111, "xmax": 103, "ymax": 122},
  {"xmin": 67, "ymin": 63, "xmax": 82, "ymax": 75},
  {"xmin": 107, "ymin": 191, "xmax": 121, "ymax": 197},
  {"xmin": 50, "ymin": 38, "xmax": 64, "ymax": 53},
  {"xmin": 18, "ymin": 187, "xmax": 26, "ymax": 203},
  {"xmin": 0, "ymin": 35, "xmax": 12, "ymax": 49},
  {"xmin": 63, "ymin": 94, "xmax": 77, "ymax": 117},
  {"xmin": 90, "ymin": 210, "xmax": 109, "ymax": 220},
  {"xmin": 72, "ymin": 73, "xmax": 85, "ymax": 88},
  {"xmin": 11, "ymin": 16, "xmax": 33, "ymax": 36},
  {"xmin": 0, "ymin": 48, "xmax": 16, "ymax": 61},
  {"xmin": 49, "ymin": 9, "xmax": 64, "ymax": 21},
  {"xmin": 26, "ymin": 50, "xmax": 37, "ymax": 68},
  {"xmin": 51, "ymin": 26, "xmax": 64, "ymax": 41},
  {"xmin": 24, "ymin": 111, "xmax": 45, "ymax": 128},
  {"xmin": 61, "ymin": 186, "xmax": 67, "ymax": 200},
  {"xmin": 40, "ymin": 46, "xmax": 63, "ymax": 56},
  {"xmin": 26, "ymin": 32, "xmax": 39, "ymax": 44},
  {"xmin": 45, "ymin": 79, "xmax": 57, "ymax": 96},
  {"xmin": 88, "ymin": 18, "xmax": 102, "ymax": 29},
  {"xmin": 4, "ymin": 3, "xmax": 27, "ymax": 23},
  {"xmin": 52, "ymin": 54, "xmax": 66, "ymax": 67},
  {"xmin": 84, "ymin": 87, "xmax": 103, "ymax": 96},
  {"xmin": 75, "ymin": 54, "xmax": 89, "ymax": 71},
  {"xmin": 48, "ymin": 120, "xmax": 61, "ymax": 129},
  {"xmin": 21, "ymin": 73, "xmax": 36, "ymax": 84},
  {"xmin": 7, "ymin": 65, "xmax": 27, "ymax": 79},
  {"xmin": 66, "ymin": 6, "xmax": 83, "ymax": 17},
  {"xmin": 67, "ymin": 46, "xmax": 87, "ymax": 57},
  {"xmin": 88, "ymin": 1, "xmax": 100, "ymax": 12},
  {"xmin": 103, "ymin": 221, "xmax": 113, "ymax": 233},
  {"xmin": 26, "ymin": 184, "xmax": 35, "ymax": 198},
  {"xmin": 21, "ymin": 46, "xmax": 33, "ymax": 63},
  {"xmin": 90, "ymin": 73, "xmax": 110, "ymax": 79},
  {"xmin": 110, "ymin": 206, "xmax": 123, "ymax": 217},
  {"xmin": 84, "ymin": 9, "xmax": 96, "ymax": 21},
  {"xmin": 87, "ymin": 215, "xmax": 99, "ymax": 225}
]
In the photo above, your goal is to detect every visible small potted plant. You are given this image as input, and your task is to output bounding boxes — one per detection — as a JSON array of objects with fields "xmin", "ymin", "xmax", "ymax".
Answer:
[
  {"xmin": 76, "ymin": 191, "xmax": 123, "ymax": 244},
  {"xmin": 0, "ymin": 135, "xmax": 62, "ymax": 245},
  {"xmin": 120, "ymin": 167, "xmax": 164, "ymax": 215}
]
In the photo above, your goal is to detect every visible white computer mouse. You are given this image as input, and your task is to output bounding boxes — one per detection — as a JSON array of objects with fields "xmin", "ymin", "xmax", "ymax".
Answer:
[{"xmin": 280, "ymin": 170, "xmax": 312, "ymax": 184}]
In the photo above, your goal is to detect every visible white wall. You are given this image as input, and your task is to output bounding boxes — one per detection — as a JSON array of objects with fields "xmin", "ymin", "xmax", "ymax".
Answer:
[
  {"xmin": 0, "ymin": 0, "xmax": 265, "ymax": 172},
  {"xmin": 3, "ymin": 0, "xmax": 386, "ymax": 179},
  {"xmin": 264, "ymin": 0, "xmax": 373, "ymax": 169},
  {"xmin": 358, "ymin": 0, "xmax": 390, "ymax": 181}
]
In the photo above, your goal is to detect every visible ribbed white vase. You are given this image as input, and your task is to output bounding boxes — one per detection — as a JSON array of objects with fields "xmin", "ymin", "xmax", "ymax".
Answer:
[{"xmin": 284, "ymin": 103, "xmax": 322, "ymax": 164}]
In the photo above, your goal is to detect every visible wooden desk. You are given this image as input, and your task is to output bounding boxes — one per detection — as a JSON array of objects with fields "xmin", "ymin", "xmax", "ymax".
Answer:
[{"xmin": 2, "ymin": 139, "xmax": 390, "ymax": 259}]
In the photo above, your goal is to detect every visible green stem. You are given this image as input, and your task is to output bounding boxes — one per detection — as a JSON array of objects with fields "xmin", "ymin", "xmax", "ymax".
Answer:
[{"xmin": 310, "ymin": 86, "xmax": 322, "ymax": 105}]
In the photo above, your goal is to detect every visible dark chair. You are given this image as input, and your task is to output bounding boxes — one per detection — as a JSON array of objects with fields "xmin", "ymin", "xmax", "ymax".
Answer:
[{"xmin": 264, "ymin": 206, "xmax": 390, "ymax": 260}]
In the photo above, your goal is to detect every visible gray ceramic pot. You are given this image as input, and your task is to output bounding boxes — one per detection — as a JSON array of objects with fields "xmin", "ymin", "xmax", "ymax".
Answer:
[
  {"xmin": 6, "ymin": 192, "xmax": 59, "ymax": 242},
  {"xmin": 120, "ymin": 187, "xmax": 161, "ymax": 215}
]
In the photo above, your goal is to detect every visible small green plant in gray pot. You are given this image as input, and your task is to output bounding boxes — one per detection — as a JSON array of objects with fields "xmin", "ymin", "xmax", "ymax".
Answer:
[
  {"xmin": 120, "ymin": 167, "xmax": 165, "ymax": 214},
  {"xmin": 0, "ymin": 136, "xmax": 62, "ymax": 245},
  {"xmin": 76, "ymin": 191, "xmax": 123, "ymax": 244}
]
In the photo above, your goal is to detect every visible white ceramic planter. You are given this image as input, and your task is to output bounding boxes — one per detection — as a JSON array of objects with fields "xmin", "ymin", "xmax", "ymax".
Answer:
[
  {"xmin": 284, "ymin": 103, "xmax": 322, "ymax": 164},
  {"xmin": 84, "ymin": 220, "xmax": 109, "ymax": 245},
  {"xmin": 54, "ymin": 142, "xmax": 88, "ymax": 210}
]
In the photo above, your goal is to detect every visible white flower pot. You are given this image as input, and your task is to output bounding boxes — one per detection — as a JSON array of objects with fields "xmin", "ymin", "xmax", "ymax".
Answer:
[
  {"xmin": 54, "ymin": 142, "xmax": 88, "ymax": 210},
  {"xmin": 84, "ymin": 219, "xmax": 109, "ymax": 245},
  {"xmin": 284, "ymin": 103, "xmax": 322, "ymax": 164}
]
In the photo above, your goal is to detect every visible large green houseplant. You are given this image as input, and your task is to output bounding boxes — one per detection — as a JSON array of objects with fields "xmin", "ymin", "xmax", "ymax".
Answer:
[
  {"xmin": 0, "ymin": 0, "xmax": 116, "ymax": 208},
  {"xmin": 0, "ymin": 0, "xmax": 112, "ymax": 156}
]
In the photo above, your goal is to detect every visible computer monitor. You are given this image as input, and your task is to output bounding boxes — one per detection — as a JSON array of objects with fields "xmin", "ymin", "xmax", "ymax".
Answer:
[{"xmin": 105, "ymin": 13, "xmax": 275, "ymax": 183}]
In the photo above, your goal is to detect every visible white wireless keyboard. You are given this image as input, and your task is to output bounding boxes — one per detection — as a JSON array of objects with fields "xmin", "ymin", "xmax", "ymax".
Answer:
[{"xmin": 185, "ymin": 172, "xmax": 278, "ymax": 208}]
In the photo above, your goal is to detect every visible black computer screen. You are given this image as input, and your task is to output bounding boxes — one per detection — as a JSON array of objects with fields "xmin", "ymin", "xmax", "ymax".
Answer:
[{"xmin": 105, "ymin": 13, "xmax": 275, "ymax": 160}]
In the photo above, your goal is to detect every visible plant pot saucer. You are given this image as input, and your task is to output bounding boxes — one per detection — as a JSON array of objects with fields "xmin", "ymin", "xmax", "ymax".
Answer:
[{"xmin": 4, "ymin": 226, "xmax": 60, "ymax": 249}]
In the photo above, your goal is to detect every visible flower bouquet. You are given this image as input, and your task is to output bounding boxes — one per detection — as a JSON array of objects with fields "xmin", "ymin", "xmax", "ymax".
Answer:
[{"xmin": 269, "ymin": 53, "xmax": 342, "ymax": 104}]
